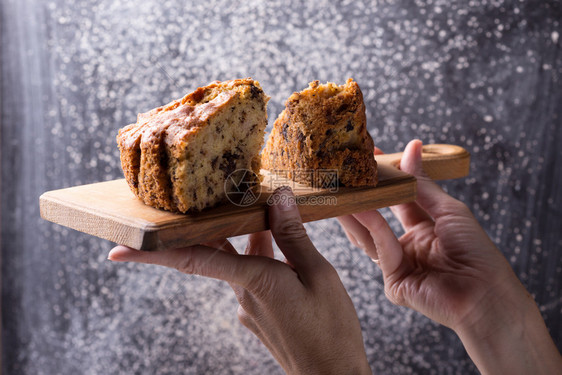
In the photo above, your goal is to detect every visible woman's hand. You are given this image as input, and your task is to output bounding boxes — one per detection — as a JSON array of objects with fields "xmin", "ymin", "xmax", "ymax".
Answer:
[
  {"xmin": 337, "ymin": 140, "xmax": 562, "ymax": 374},
  {"xmin": 109, "ymin": 187, "xmax": 372, "ymax": 375},
  {"xmin": 339, "ymin": 139, "xmax": 519, "ymax": 330}
]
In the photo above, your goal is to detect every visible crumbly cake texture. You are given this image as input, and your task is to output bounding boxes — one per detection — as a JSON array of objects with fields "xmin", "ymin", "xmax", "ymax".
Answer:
[
  {"xmin": 261, "ymin": 78, "xmax": 377, "ymax": 188},
  {"xmin": 117, "ymin": 79, "xmax": 269, "ymax": 212}
]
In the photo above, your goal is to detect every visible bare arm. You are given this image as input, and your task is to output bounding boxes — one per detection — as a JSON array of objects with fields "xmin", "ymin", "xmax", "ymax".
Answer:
[
  {"xmin": 109, "ymin": 187, "xmax": 372, "ymax": 375},
  {"xmin": 338, "ymin": 140, "xmax": 562, "ymax": 374}
]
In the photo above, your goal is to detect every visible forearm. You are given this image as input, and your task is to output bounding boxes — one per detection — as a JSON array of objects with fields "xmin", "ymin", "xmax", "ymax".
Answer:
[{"xmin": 456, "ymin": 287, "xmax": 562, "ymax": 374}]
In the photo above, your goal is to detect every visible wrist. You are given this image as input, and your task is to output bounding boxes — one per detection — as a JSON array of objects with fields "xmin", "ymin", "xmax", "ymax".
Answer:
[
  {"xmin": 291, "ymin": 353, "xmax": 372, "ymax": 375},
  {"xmin": 454, "ymin": 280, "xmax": 562, "ymax": 374},
  {"xmin": 454, "ymin": 276, "xmax": 531, "ymax": 341},
  {"xmin": 298, "ymin": 362, "xmax": 372, "ymax": 375}
]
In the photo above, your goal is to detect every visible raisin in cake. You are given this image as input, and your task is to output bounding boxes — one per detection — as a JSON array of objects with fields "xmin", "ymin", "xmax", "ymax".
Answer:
[
  {"xmin": 117, "ymin": 78, "xmax": 269, "ymax": 212},
  {"xmin": 261, "ymin": 79, "xmax": 377, "ymax": 188}
]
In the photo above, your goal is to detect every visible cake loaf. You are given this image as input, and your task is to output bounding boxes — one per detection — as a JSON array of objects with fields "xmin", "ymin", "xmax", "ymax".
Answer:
[
  {"xmin": 261, "ymin": 79, "xmax": 377, "ymax": 188},
  {"xmin": 117, "ymin": 79, "xmax": 269, "ymax": 212}
]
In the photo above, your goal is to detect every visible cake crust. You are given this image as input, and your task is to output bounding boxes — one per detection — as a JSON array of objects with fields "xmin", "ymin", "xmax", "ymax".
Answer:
[
  {"xmin": 117, "ymin": 79, "xmax": 269, "ymax": 212},
  {"xmin": 261, "ymin": 79, "xmax": 377, "ymax": 188}
]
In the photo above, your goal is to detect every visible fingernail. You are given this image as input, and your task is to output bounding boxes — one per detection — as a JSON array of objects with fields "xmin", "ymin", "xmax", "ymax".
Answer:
[
  {"xmin": 107, "ymin": 245, "xmax": 134, "ymax": 262},
  {"xmin": 415, "ymin": 140, "xmax": 423, "ymax": 158},
  {"xmin": 274, "ymin": 186, "xmax": 295, "ymax": 211},
  {"xmin": 107, "ymin": 252, "xmax": 122, "ymax": 262}
]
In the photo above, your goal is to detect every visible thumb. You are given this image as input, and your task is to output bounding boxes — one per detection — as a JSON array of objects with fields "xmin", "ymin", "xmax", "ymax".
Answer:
[
  {"xmin": 400, "ymin": 139, "xmax": 431, "ymax": 179},
  {"xmin": 267, "ymin": 187, "xmax": 330, "ymax": 277},
  {"xmin": 400, "ymin": 140, "xmax": 461, "ymax": 219}
]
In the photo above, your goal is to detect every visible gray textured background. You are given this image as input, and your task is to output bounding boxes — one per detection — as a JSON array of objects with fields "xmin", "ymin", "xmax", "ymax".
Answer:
[{"xmin": 2, "ymin": 0, "xmax": 561, "ymax": 374}]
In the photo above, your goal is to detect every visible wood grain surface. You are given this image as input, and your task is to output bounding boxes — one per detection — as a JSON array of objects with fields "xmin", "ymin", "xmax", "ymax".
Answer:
[{"xmin": 40, "ymin": 144, "xmax": 469, "ymax": 250}]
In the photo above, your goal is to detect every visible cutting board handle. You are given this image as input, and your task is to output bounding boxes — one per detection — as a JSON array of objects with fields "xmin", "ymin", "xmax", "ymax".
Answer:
[{"xmin": 375, "ymin": 144, "xmax": 470, "ymax": 180}]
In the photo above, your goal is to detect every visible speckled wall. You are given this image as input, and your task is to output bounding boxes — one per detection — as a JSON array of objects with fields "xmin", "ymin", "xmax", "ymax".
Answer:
[{"xmin": 2, "ymin": 0, "xmax": 560, "ymax": 374}]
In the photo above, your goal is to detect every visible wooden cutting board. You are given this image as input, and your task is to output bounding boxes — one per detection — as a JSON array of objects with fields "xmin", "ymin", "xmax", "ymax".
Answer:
[{"xmin": 40, "ymin": 144, "xmax": 469, "ymax": 250}]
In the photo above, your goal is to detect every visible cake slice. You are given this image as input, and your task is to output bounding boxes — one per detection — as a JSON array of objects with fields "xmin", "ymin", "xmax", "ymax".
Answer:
[
  {"xmin": 261, "ymin": 79, "xmax": 377, "ymax": 188},
  {"xmin": 117, "ymin": 78, "xmax": 269, "ymax": 212}
]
